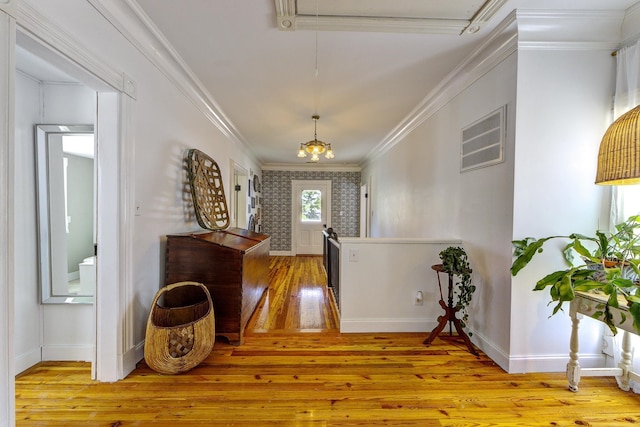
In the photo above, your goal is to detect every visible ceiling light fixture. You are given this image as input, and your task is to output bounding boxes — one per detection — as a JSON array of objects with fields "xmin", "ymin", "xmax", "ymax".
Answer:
[
  {"xmin": 595, "ymin": 104, "xmax": 640, "ymax": 185},
  {"xmin": 297, "ymin": 115, "xmax": 334, "ymax": 162}
]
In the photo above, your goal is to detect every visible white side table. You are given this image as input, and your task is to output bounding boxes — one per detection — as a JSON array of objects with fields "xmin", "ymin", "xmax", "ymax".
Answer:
[{"xmin": 567, "ymin": 291, "xmax": 640, "ymax": 392}]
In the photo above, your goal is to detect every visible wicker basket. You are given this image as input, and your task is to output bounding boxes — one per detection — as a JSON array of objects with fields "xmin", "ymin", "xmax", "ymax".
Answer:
[{"xmin": 144, "ymin": 282, "xmax": 215, "ymax": 374}]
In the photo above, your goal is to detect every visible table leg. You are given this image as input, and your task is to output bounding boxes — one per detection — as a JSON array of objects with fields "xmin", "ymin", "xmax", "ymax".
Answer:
[
  {"xmin": 566, "ymin": 308, "xmax": 582, "ymax": 392},
  {"xmin": 424, "ymin": 299, "xmax": 449, "ymax": 346},
  {"xmin": 617, "ymin": 331, "xmax": 632, "ymax": 391}
]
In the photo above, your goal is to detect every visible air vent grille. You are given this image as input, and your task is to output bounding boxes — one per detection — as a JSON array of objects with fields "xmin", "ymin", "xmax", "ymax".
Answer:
[{"xmin": 461, "ymin": 106, "xmax": 505, "ymax": 172}]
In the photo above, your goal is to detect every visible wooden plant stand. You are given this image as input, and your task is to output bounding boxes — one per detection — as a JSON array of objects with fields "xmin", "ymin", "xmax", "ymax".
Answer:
[{"xmin": 423, "ymin": 264, "xmax": 478, "ymax": 356}]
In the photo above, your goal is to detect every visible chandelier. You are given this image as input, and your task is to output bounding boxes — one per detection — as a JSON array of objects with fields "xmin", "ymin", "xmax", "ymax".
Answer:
[{"xmin": 297, "ymin": 115, "xmax": 334, "ymax": 162}]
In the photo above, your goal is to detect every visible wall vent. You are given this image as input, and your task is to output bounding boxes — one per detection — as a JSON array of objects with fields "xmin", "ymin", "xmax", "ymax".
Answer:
[{"xmin": 460, "ymin": 106, "xmax": 505, "ymax": 172}]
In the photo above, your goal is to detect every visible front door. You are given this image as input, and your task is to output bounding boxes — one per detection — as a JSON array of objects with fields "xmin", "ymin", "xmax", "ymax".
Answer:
[{"xmin": 292, "ymin": 180, "xmax": 331, "ymax": 255}]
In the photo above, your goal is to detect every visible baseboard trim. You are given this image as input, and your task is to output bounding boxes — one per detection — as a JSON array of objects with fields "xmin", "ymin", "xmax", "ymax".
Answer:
[
  {"xmin": 340, "ymin": 318, "xmax": 437, "ymax": 333},
  {"xmin": 14, "ymin": 348, "xmax": 41, "ymax": 375},
  {"xmin": 270, "ymin": 251, "xmax": 293, "ymax": 256},
  {"xmin": 42, "ymin": 345, "xmax": 92, "ymax": 362},
  {"xmin": 468, "ymin": 330, "xmax": 509, "ymax": 372},
  {"xmin": 121, "ymin": 341, "xmax": 144, "ymax": 379},
  {"xmin": 507, "ymin": 353, "xmax": 607, "ymax": 374}
]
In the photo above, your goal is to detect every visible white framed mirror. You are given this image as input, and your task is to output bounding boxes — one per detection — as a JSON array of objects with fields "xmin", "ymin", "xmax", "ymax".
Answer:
[{"xmin": 36, "ymin": 124, "xmax": 95, "ymax": 304}]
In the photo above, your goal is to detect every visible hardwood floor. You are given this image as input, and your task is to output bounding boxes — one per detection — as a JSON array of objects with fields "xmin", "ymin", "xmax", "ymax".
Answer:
[
  {"xmin": 246, "ymin": 255, "xmax": 339, "ymax": 333},
  {"xmin": 15, "ymin": 256, "xmax": 640, "ymax": 426}
]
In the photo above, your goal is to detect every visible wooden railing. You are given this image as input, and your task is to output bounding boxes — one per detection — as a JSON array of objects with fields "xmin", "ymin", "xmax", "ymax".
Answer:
[{"xmin": 322, "ymin": 228, "xmax": 340, "ymax": 311}]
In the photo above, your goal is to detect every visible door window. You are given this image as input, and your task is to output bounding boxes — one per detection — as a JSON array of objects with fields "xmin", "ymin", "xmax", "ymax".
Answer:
[{"xmin": 301, "ymin": 189, "xmax": 322, "ymax": 222}]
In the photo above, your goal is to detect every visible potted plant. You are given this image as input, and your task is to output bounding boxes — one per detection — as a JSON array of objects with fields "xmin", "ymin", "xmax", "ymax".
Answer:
[
  {"xmin": 511, "ymin": 214, "xmax": 640, "ymax": 334},
  {"xmin": 439, "ymin": 246, "xmax": 475, "ymax": 331}
]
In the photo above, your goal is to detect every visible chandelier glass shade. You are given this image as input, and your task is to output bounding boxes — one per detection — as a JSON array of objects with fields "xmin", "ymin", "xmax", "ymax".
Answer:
[
  {"xmin": 297, "ymin": 115, "xmax": 334, "ymax": 162},
  {"xmin": 595, "ymin": 104, "xmax": 640, "ymax": 185}
]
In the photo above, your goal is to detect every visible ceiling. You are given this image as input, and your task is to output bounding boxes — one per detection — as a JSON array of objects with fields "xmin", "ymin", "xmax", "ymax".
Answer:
[{"xmin": 16, "ymin": 0, "xmax": 640, "ymax": 168}]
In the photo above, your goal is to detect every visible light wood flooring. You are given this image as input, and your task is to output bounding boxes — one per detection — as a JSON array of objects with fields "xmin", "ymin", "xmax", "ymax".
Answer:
[{"xmin": 15, "ymin": 256, "xmax": 640, "ymax": 426}]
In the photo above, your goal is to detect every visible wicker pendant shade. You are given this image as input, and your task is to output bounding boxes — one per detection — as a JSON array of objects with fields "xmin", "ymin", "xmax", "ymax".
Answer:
[{"xmin": 595, "ymin": 104, "xmax": 640, "ymax": 185}]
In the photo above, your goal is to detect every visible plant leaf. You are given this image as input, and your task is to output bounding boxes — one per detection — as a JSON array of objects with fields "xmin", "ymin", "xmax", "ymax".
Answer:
[
  {"xmin": 534, "ymin": 270, "xmax": 567, "ymax": 291},
  {"xmin": 630, "ymin": 303, "xmax": 640, "ymax": 334},
  {"xmin": 511, "ymin": 238, "xmax": 549, "ymax": 276}
]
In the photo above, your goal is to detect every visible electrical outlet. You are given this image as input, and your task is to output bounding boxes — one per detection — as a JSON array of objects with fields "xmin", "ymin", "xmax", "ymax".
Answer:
[{"xmin": 414, "ymin": 290, "xmax": 424, "ymax": 305}]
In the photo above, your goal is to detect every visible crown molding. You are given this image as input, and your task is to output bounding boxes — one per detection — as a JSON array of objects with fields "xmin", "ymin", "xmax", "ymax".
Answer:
[
  {"xmin": 16, "ymin": 1, "xmax": 126, "ymax": 94},
  {"xmin": 366, "ymin": 11, "xmax": 518, "ymax": 162},
  {"xmin": 621, "ymin": 2, "xmax": 640, "ymax": 46},
  {"xmin": 516, "ymin": 10, "xmax": 625, "ymax": 43},
  {"xmin": 518, "ymin": 41, "xmax": 620, "ymax": 52},
  {"xmin": 292, "ymin": 15, "xmax": 467, "ymax": 35},
  {"xmin": 365, "ymin": 8, "xmax": 633, "ymax": 163},
  {"xmin": 261, "ymin": 163, "xmax": 361, "ymax": 172},
  {"xmin": 0, "ymin": 0, "xmax": 15, "ymax": 17},
  {"xmin": 276, "ymin": 0, "xmax": 507, "ymax": 36},
  {"xmin": 84, "ymin": 0, "xmax": 258, "ymax": 163}
]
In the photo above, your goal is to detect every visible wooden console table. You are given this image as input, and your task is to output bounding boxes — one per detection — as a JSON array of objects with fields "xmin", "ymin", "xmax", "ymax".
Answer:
[{"xmin": 567, "ymin": 290, "xmax": 640, "ymax": 392}]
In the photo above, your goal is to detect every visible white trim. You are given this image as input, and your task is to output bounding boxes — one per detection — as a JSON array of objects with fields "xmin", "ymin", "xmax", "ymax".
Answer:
[
  {"xmin": 270, "ymin": 250, "xmax": 294, "ymax": 256},
  {"xmin": 621, "ymin": 2, "xmax": 640, "ymax": 45},
  {"xmin": 0, "ymin": 1, "xmax": 15, "ymax": 19},
  {"xmin": 229, "ymin": 161, "xmax": 248, "ymax": 229},
  {"xmin": 119, "ymin": 94, "xmax": 136, "ymax": 377},
  {"xmin": 291, "ymin": 180, "xmax": 332, "ymax": 255},
  {"xmin": 93, "ymin": 92, "xmax": 136, "ymax": 382},
  {"xmin": 275, "ymin": 0, "xmax": 507, "ymax": 35},
  {"xmin": 14, "ymin": 3, "xmax": 135, "ymax": 383},
  {"xmin": 508, "ymin": 353, "xmax": 607, "ymax": 374},
  {"xmin": 17, "ymin": 2, "xmax": 124, "ymax": 93},
  {"xmin": 516, "ymin": 10, "xmax": 625, "ymax": 43},
  {"xmin": 86, "ymin": 0, "xmax": 258, "ymax": 163},
  {"xmin": 0, "ymin": 8, "xmax": 15, "ymax": 425},
  {"xmin": 14, "ymin": 348, "xmax": 40, "ymax": 376},
  {"xmin": 339, "ymin": 237, "xmax": 462, "ymax": 245},
  {"xmin": 262, "ymin": 163, "xmax": 361, "ymax": 172},
  {"xmin": 42, "ymin": 345, "xmax": 93, "ymax": 362},
  {"xmin": 340, "ymin": 318, "xmax": 437, "ymax": 333},
  {"xmin": 518, "ymin": 41, "xmax": 620, "ymax": 52},
  {"xmin": 470, "ymin": 329, "xmax": 509, "ymax": 372},
  {"xmin": 366, "ymin": 12, "xmax": 518, "ymax": 162}
]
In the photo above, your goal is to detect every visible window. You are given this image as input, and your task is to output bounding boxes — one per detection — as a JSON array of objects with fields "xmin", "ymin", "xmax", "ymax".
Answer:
[{"xmin": 301, "ymin": 189, "xmax": 321, "ymax": 222}]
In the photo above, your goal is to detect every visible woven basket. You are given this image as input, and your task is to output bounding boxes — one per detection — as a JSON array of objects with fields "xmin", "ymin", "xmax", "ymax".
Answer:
[{"xmin": 144, "ymin": 282, "xmax": 215, "ymax": 374}]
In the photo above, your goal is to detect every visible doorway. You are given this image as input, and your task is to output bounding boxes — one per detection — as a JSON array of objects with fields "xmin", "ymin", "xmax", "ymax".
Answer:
[
  {"xmin": 13, "ymin": 30, "xmax": 127, "ymax": 382},
  {"xmin": 231, "ymin": 161, "xmax": 248, "ymax": 229},
  {"xmin": 292, "ymin": 180, "xmax": 331, "ymax": 255}
]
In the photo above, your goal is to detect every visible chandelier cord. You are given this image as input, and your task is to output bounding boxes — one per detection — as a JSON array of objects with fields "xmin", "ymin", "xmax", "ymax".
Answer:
[{"xmin": 315, "ymin": 0, "xmax": 319, "ymax": 78}]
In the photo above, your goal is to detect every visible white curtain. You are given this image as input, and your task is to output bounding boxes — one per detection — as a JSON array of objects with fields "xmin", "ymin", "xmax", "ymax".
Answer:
[{"xmin": 609, "ymin": 39, "xmax": 640, "ymax": 393}]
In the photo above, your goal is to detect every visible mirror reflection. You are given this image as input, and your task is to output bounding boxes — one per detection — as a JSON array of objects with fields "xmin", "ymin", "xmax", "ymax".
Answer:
[{"xmin": 36, "ymin": 124, "xmax": 95, "ymax": 304}]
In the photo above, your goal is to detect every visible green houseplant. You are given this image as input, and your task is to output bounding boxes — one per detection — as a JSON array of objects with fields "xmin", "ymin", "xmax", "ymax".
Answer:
[
  {"xmin": 439, "ymin": 246, "xmax": 475, "ymax": 331},
  {"xmin": 511, "ymin": 214, "xmax": 640, "ymax": 334}
]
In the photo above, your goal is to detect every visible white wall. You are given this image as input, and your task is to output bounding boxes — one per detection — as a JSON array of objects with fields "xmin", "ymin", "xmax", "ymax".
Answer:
[
  {"xmin": 11, "ymin": 0, "xmax": 261, "ymax": 377},
  {"xmin": 339, "ymin": 238, "xmax": 461, "ymax": 333},
  {"xmin": 18, "ymin": 0, "xmax": 262, "ymax": 359},
  {"xmin": 14, "ymin": 76, "xmax": 96, "ymax": 370},
  {"xmin": 362, "ymin": 50, "xmax": 518, "ymax": 368},
  {"xmin": 14, "ymin": 72, "xmax": 41, "ymax": 373},
  {"xmin": 360, "ymin": 15, "xmax": 628, "ymax": 373},
  {"xmin": 509, "ymin": 48, "xmax": 615, "ymax": 373}
]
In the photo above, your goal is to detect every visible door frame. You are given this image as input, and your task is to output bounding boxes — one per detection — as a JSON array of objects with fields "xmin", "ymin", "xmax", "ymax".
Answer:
[
  {"xmin": 14, "ymin": 0, "xmax": 135, "ymax": 378},
  {"xmin": 230, "ymin": 160, "xmax": 248, "ymax": 229},
  {"xmin": 0, "ymin": 4, "xmax": 16, "ymax": 424},
  {"xmin": 291, "ymin": 179, "xmax": 331, "ymax": 255}
]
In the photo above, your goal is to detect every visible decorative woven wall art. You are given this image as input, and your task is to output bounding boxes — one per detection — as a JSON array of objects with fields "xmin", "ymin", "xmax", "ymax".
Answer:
[{"xmin": 186, "ymin": 148, "xmax": 229, "ymax": 230}]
